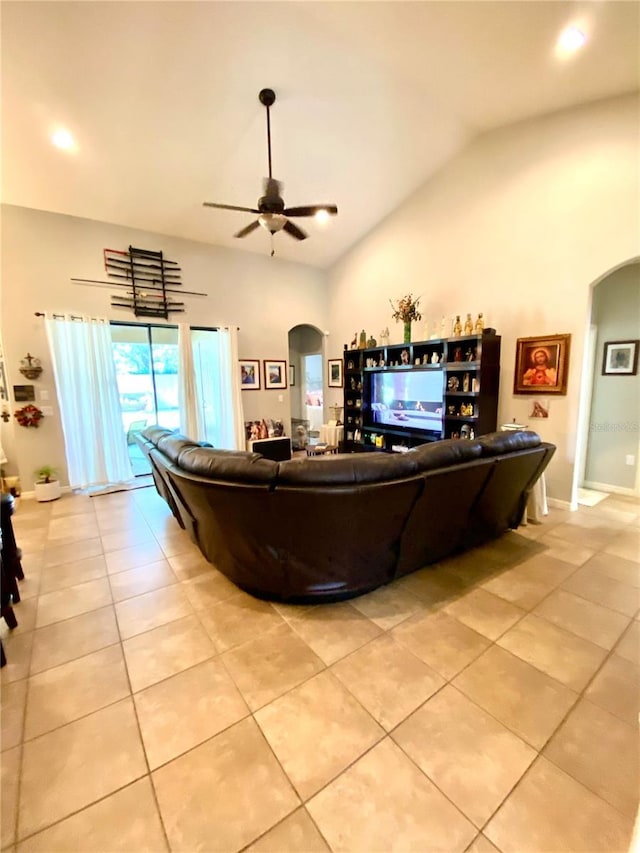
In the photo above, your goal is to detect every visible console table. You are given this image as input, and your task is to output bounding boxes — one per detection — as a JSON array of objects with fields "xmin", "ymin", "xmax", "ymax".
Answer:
[{"xmin": 319, "ymin": 424, "xmax": 344, "ymax": 446}]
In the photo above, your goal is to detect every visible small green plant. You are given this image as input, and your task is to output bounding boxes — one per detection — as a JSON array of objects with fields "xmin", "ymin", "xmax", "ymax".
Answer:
[{"xmin": 35, "ymin": 465, "xmax": 58, "ymax": 484}]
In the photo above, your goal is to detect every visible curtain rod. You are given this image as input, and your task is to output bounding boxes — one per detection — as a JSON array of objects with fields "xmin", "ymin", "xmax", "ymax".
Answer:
[{"xmin": 35, "ymin": 312, "xmax": 239, "ymax": 330}]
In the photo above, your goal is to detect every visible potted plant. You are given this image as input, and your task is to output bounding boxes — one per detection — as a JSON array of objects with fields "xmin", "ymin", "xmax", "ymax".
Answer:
[{"xmin": 34, "ymin": 465, "xmax": 62, "ymax": 502}]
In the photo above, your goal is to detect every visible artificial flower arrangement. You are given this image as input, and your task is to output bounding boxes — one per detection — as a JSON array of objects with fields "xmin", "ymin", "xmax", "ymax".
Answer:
[{"xmin": 390, "ymin": 293, "xmax": 422, "ymax": 323}]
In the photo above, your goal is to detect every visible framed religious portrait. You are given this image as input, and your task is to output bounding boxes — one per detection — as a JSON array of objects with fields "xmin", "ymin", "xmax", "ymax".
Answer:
[
  {"xmin": 263, "ymin": 359, "xmax": 287, "ymax": 390},
  {"xmin": 513, "ymin": 334, "xmax": 571, "ymax": 395},
  {"xmin": 239, "ymin": 359, "xmax": 261, "ymax": 390},
  {"xmin": 602, "ymin": 340, "xmax": 638, "ymax": 376}
]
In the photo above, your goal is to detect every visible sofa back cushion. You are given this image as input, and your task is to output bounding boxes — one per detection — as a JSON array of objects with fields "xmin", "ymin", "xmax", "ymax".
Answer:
[
  {"xmin": 477, "ymin": 430, "xmax": 541, "ymax": 456},
  {"xmin": 177, "ymin": 446, "xmax": 278, "ymax": 484}
]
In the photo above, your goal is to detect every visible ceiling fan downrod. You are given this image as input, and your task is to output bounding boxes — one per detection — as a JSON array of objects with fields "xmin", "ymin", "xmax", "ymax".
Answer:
[{"xmin": 259, "ymin": 88, "xmax": 276, "ymax": 180}]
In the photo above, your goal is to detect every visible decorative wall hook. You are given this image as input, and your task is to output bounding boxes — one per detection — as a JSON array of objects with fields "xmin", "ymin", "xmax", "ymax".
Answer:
[{"xmin": 19, "ymin": 353, "xmax": 42, "ymax": 380}]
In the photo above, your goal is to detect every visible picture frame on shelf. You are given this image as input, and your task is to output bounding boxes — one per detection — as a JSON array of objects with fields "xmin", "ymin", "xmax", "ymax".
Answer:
[
  {"xmin": 602, "ymin": 340, "xmax": 638, "ymax": 376},
  {"xmin": 289, "ymin": 364, "xmax": 295, "ymax": 386},
  {"xmin": 328, "ymin": 358, "xmax": 343, "ymax": 388},
  {"xmin": 239, "ymin": 359, "xmax": 261, "ymax": 390},
  {"xmin": 513, "ymin": 334, "xmax": 571, "ymax": 395},
  {"xmin": 264, "ymin": 359, "xmax": 287, "ymax": 390}
]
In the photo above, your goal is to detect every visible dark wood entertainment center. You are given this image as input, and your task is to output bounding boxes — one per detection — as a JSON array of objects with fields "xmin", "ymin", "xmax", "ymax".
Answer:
[{"xmin": 343, "ymin": 331, "xmax": 501, "ymax": 452}]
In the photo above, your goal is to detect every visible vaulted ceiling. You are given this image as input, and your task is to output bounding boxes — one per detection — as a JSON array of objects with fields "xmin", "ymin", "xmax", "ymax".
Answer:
[{"xmin": 2, "ymin": 1, "xmax": 638, "ymax": 268}]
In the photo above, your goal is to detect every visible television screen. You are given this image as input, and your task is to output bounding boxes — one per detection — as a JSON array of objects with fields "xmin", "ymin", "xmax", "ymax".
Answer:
[{"xmin": 364, "ymin": 368, "xmax": 443, "ymax": 437}]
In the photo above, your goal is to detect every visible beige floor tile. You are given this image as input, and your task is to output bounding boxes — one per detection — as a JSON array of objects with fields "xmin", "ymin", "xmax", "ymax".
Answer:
[
  {"xmin": 1, "ymin": 678, "xmax": 27, "ymax": 751},
  {"xmin": 181, "ymin": 569, "xmax": 239, "ymax": 610},
  {"xmin": 614, "ymin": 619, "xmax": 640, "ymax": 663},
  {"xmin": 444, "ymin": 587, "xmax": 525, "ymax": 640},
  {"xmin": 12, "ymin": 570, "xmax": 42, "ymax": 602},
  {"xmin": 47, "ymin": 514, "xmax": 100, "ymax": 545},
  {"xmin": 480, "ymin": 567, "xmax": 557, "ymax": 611},
  {"xmin": 197, "ymin": 591, "xmax": 285, "ymax": 652},
  {"xmin": 350, "ymin": 583, "xmax": 425, "ymax": 630},
  {"xmin": 16, "ymin": 777, "xmax": 168, "ymax": 852},
  {"xmin": 537, "ymin": 536, "xmax": 595, "ymax": 567},
  {"xmin": 167, "ymin": 549, "xmax": 213, "ymax": 581},
  {"xmin": 561, "ymin": 565, "xmax": 640, "ymax": 616},
  {"xmin": 42, "ymin": 538, "xmax": 103, "ymax": 570},
  {"xmin": 585, "ymin": 653, "xmax": 640, "ymax": 726},
  {"xmin": 114, "ymin": 584, "xmax": 193, "ymax": 640},
  {"xmin": 604, "ymin": 528, "xmax": 640, "ymax": 562},
  {"xmin": 255, "ymin": 670, "xmax": 383, "ymax": 800},
  {"xmin": 543, "ymin": 520, "xmax": 618, "ymax": 552},
  {"xmin": 101, "ymin": 527, "xmax": 155, "ymax": 553},
  {"xmin": 108, "ymin": 559, "xmax": 177, "ymax": 602},
  {"xmin": 39, "ymin": 555, "xmax": 107, "ymax": 595},
  {"xmin": 393, "ymin": 685, "xmax": 536, "ymax": 827},
  {"xmin": 244, "ymin": 807, "xmax": 330, "ymax": 853},
  {"xmin": 1, "ymin": 746, "xmax": 20, "ymax": 847},
  {"xmin": 284, "ymin": 602, "xmax": 383, "ymax": 666},
  {"xmin": 29, "ymin": 606, "xmax": 119, "ymax": 674},
  {"xmin": 24, "ymin": 645, "xmax": 130, "ymax": 740},
  {"xmin": 48, "ymin": 494, "xmax": 94, "ymax": 517},
  {"xmin": 307, "ymin": 737, "xmax": 476, "ymax": 853},
  {"xmin": 123, "ymin": 614, "xmax": 216, "ymax": 693},
  {"xmin": 581, "ymin": 551, "xmax": 640, "ymax": 588},
  {"xmin": 534, "ymin": 587, "xmax": 630, "ymax": 650},
  {"xmin": 544, "ymin": 698, "xmax": 639, "ymax": 818},
  {"xmin": 152, "ymin": 717, "xmax": 299, "ymax": 851},
  {"xmin": 465, "ymin": 834, "xmax": 501, "ymax": 853},
  {"xmin": 1, "ymin": 598, "xmax": 38, "ymax": 637},
  {"xmin": 1, "ymin": 631, "xmax": 34, "ymax": 684},
  {"xmin": 35, "ymin": 577, "xmax": 112, "ymax": 629},
  {"xmin": 453, "ymin": 646, "xmax": 578, "ymax": 749},
  {"xmin": 395, "ymin": 565, "xmax": 468, "ymax": 607},
  {"xmin": 104, "ymin": 541, "xmax": 166, "ymax": 574},
  {"xmin": 222, "ymin": 623, "xmax": 325, "ymax": 711},
  {"xmin": 484, "ymin": 757, "xmax": 634, "ymax": 853},
  {"xmin": 392, "ymin": 609, "xmax": 490, "ymax": 679},
  {"xmin": 18, "ymin": 698, "xmax": 147, "ymax": 839},
  {"xmin": 331, "ymin": 633, "xmax": 445, "ymax": 730},
  {"xmin": 134, "ymin": 658, "xmax": 249, "ymax": 769},
  {"xmin": 156, "ymin": 531, "xmax": 201, "ymax": 559},
  {"xmin": 96, "ymin": 508, "xmax": 149, "ymax": 535},
  {"xmin": 497, "ymin": 613, "xmax": 607, "ymax": 691}
]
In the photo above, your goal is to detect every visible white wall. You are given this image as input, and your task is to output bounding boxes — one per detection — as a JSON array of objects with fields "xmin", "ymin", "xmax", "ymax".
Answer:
[
  {"xmin": 327, "ymin": 94, "xmax": 640, "ymax": 503},
  {"xmin": 585, "ymin": 262, "xmax": 640, "ymax": 491},
  {"xmin": 0, "ymin": 206, "xmax": 326, "ymax": 489}
]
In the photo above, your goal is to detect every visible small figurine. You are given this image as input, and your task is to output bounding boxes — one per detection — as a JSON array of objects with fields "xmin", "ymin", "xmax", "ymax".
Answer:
[
  {"xmin": 367, "ymin": 336, "xmax": 377, "ymax": 348},
  {"xmin": 378, "ymin": 355, "xmax": 385, "ymax": 367},
  {"xmin": 465, "ymin": 348, "xmax": 475, "ymax": 362},
  {"xmin": 454, "ymin": 347, "xmax": 463, "ymax": 362},
  {"xmin": 439, "ymin": 315, "xmax": 447, "ymax": 338},
  {"xmin": 350, "ymin": 332, "xmax": 357, "ymax": 348},
  {"xmin": 431, "ymin": 351, "xmax": 439, "ymax": 364},
  {"xmin": 464, "ymin": 313, "xmax": 473, "ymax": 335},
  {"xmin": 463, "ymin": 373, "xmax": 470, "ymax": 392},
  {"xmin": 380, "ymin": 327, "xmax": 390, "ymax": 346},
  {"xmin": 423, "ymin": 354, "xmax": 429, "ymax": 365},
  {"xmin": 475, "ymin": 313, "xmax": 484, "ymax": 333},
  {"xmin": 453, "ymin": 315, "xmax": 462, "ymax": 337},
  {"xmin": 401, "ymin": 349, "xmax": 409, "ymax": 365}
]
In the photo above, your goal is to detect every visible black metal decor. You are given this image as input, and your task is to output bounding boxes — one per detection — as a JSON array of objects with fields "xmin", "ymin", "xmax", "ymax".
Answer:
[{"xmin": 104, "ymin": 246, "xmax": 185, "ymax": 319}]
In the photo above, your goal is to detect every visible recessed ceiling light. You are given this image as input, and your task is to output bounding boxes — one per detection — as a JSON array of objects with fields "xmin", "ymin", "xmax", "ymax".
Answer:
[
  {"xmin": 556, "ymin": 26, "xmax": 587, "ymax": 56},
  {"xmin": 51, "ymin": 128, "xmax": 75, "ymax": 150},
  {"xmin": 315, "ymin": 209, "xmax": 331, "ymax": 225}
]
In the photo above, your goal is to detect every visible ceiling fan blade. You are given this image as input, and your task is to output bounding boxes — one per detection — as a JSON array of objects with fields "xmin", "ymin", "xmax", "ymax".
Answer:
[
  {"xmin": 283, "ymin": 220, "xmax": 308, "ymax": 241},
  {"xmin": 203, "ymin": 202, "xmax": 260, "ymax": 214},
  {"xmin": 234, "ymin": 220, "xmax": 260, "ymax": 239},
  {"xmin": 283, "ymin": 204, "xmax": 338, "ymax": 218}
]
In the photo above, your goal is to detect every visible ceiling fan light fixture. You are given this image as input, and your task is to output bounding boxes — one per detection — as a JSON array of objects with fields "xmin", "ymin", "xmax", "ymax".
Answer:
[
  {"xmin": 314, "ymin": 209, "xmax": 331, "ymax": 225},
  {"xmin": 258, "ymin": 213, "xmax": 287, "ymax": 233}
]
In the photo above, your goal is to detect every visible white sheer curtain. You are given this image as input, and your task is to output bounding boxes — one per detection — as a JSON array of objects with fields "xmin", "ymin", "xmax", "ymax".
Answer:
[
  {"xmin": 178, "ymin": 323, "xmax": 205, "ymax": 441},
  {"xmin": 192, "ymin": 326, "xmax": 245, "ymax": 449},
  {"xmin": 45, "ymin": 315, "xmax": 133, "ymax": 488}
]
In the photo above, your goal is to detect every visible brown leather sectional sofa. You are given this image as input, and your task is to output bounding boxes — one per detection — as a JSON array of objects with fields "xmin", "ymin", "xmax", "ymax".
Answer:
[{"xmin": 137, "ymin": 426, "xmax": 555, "ymax": 603}]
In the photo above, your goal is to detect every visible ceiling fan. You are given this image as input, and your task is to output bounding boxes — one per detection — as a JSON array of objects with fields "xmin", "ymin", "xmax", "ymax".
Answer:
[{"xmin": 203, "ymin": 88, "xmax": 338, "ymax": 254}]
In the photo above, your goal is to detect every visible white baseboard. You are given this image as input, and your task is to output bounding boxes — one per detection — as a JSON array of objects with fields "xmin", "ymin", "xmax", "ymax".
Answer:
[
  {"xmin": 17, "ymin": 485, "xmax": 72, "ymax": 501},
  {"xmin": 547, "ymin": 497, "xmax": 576, "ymax": 512},
  {"xmin": 582, "ymin": 480, "xmax": 638, "ymax": 498}
]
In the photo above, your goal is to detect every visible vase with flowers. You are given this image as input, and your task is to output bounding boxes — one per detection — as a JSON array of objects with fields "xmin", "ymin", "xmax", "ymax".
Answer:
[{"xmin": 390, "ymin": 293, "xmax": 422, "ymax": 343}]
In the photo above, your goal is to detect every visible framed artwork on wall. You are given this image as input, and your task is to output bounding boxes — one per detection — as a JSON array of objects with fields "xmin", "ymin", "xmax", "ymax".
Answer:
[
  {"xmin": 513, "ymin": 334, "xmax": 571, "ymax": 395},
  {"xmin": 602, "ymin": 340, "xmax": 638, "ymax": 376},
  {"xmin": 264, "ymin": 360, "xmax": 287, "ymax": 390},
  {"xmin": 328, "ymin": 359, "xmax": 343, "ymax": 388},
  {"xmin": 239, "ymin": 359, "xmax": 261, "ymax": 390},
  {"xmin": 289, "ymin": 365, "xmax": 295, "ymax": 386}
]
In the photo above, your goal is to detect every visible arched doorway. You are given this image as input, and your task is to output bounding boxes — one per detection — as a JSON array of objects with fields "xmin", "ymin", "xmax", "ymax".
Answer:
[{"xmin": 288, "ymin": 324, "xmax": 324, "ymax": 450}]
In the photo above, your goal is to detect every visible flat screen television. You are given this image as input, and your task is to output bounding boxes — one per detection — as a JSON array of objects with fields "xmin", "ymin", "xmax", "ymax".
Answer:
[{"xmin": 363, "ymin": 368, "xmax": 444, "ymax": 439}]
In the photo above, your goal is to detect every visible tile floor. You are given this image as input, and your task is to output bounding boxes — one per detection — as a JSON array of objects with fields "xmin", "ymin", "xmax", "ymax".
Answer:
[{"xmin": 1, "ymin": 485, "xmax": 639, "ymax": 852}]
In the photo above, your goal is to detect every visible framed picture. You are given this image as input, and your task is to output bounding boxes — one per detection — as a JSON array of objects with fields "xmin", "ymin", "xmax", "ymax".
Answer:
[
  {"xmin": 264, "ymin": 359, "xmax": 287, "ymax": 390},
  {"xmin": 602, "ymin": 340, "xmax": 639, "ymax": 376},
  {"xmin": 239, "ymin": 359, "xmax": 261, "ymax": 390},
  {"xmin": 328, "ymin": 359, "xmax": 343, "ymax": 388},
  {"xmin": 289, "ymin": 364, "xmax": 295, "ymax": 386},
  {"xmin": 513, "ymin": 334, "xmax": 571, "ymax": 395}
]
